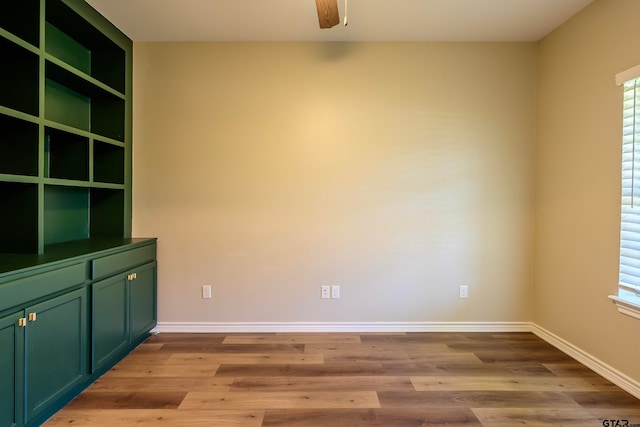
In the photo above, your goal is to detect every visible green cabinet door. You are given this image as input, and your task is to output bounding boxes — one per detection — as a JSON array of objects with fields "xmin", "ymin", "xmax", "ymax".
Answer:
[
  {"xmin": 25, "ymin": 288, "xmax": 87, "ymax": 423},
  {"xmin": 0, "ymin": 311, "xmax": 24, "ymax": 427},
  {"xmin": 93, "ymin": 261, "xmax": 156, "ymax": 372},
  {"xmin": 92, "ymin": 273, "xmax": 128, "ymax": 373},
  {"xmin": 129, "ymin": 262, "xmax": 157, "ymax": 344}
]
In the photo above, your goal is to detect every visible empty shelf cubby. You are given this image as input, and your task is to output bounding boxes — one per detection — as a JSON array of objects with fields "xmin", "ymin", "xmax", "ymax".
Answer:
[
  {"xmin": 45, "ymin": 61, "xmax": 125, "ymax": 142},
  {"xmin": 0, "ymin": 182, "xmax": 38, "ymax": 253},
  {"xmin": 0, "ymin": 0, "xmax": 40, "ymax": 47},
  {"xmin": 0, "ymin": 114, "xmax": 39, "ymax": 177},
  {"xmin": 0, "ymin": 37, "xmax": 39, "ymax": 116},
  {"xmin": 45, "ymin": 0, "xmax": 126, "ymax": 93},
  {"xmin": 94, "ymin": 141, "xmax": 125, "ymax": 184},
  {"xmin": 45, "ymin": 127, "xmax": 90, "ymax": 181}
]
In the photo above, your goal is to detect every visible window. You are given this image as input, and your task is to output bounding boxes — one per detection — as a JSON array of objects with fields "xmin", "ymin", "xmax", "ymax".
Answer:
[{"xmin": 611, "ymin": 64, "xmax": 640, "ymax": 319}]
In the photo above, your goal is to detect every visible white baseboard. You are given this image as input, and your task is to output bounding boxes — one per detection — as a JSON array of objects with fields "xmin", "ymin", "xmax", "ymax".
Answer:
[
  {"xmin": 153, "ymin": 321, "xmax": 531, "ymax": 334},
  {"xmin": 531, "ymin": 324, "xmax": 640, "ymax": 400},
  {"xmin": 151, "ymin": 320, "xmax": 640, "ymax": 400}
]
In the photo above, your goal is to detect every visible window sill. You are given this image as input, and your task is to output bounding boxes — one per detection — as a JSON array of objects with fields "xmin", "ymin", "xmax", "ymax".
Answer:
[{"xmin": 609, "ymin": 294, "xmax": 640, "ymax": 320}]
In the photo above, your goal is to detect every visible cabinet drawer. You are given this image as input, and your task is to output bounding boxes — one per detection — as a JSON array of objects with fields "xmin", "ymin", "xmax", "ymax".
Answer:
[
  {"xmin": 0, "ymin": 263, "xmax": 86, "ymax": 311},
  {"xmin": 91, "ymin": 244, "xmax": 156, "ymax": 280}
]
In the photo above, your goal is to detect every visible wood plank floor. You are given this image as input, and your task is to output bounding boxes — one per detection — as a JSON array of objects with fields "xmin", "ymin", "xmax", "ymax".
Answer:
[{"xmin": 44, "ymin": 332, "xmax": 640, "ymax": 426}]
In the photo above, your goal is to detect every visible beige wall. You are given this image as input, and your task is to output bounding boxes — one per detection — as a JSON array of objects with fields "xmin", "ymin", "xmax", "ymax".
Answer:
[
  {"xmin": 132, "ymin": 42, "xmax": 537, "ymax": 323},
  {"xmin": 535, "ymin": 0, "xmax": 640, "ymax": 380}
]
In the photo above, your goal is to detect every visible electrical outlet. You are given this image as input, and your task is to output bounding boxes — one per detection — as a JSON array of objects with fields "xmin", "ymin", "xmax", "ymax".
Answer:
[
  {"xmin": 202, "ymin": 285, "xmax": 212, "ymax": 299},
  {"xmin": 321, "ymin": 285, "xmax": 330, "ymax": 299},
  {"xmin": 459, "ymin": 285, "xmax": 468, "ymax": 299},
  {"xmin": 331, "ymin": 285, "xmax": 340, "ymax": 299}
]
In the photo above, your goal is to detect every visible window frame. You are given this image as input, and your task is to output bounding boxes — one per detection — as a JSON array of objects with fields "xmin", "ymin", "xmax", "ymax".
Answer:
[{"xmin": 610, "ymin": 64, "xmax": 640, "ymax": 319}]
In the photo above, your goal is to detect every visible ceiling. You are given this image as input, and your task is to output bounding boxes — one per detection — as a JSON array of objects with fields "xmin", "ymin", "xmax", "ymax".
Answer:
[{"xmin": 85, "ymin": 0, "xmax": 594, "ymax": 43}]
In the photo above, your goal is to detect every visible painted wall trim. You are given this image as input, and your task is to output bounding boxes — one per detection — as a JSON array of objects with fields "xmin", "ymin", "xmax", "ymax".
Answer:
[
  {"xmin": 531, "ymin": 324, "xmax": 640, "ymax": 400},
  {"xmin": 153, "ymin": 321, "xmax": 532, "ymax": 334}
]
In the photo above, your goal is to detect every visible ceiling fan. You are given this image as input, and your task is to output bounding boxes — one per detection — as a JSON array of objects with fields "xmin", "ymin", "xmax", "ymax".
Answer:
[{"xmin": 315, "ymin": 0, "xmax": 348, "ymax": 28}]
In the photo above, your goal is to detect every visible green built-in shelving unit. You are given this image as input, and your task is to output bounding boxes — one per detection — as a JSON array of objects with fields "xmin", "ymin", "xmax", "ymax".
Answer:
[
  {"xmin": 0, "ymin": 5, "xmax": 153, "ymax": 427},
  {"xmin": 0, "ymin": 0, "xmax": 132, "ymax": 255}
]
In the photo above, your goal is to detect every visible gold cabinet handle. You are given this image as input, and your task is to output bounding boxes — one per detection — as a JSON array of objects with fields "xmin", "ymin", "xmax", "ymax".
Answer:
[
  {"xmin": 28, "ymin": 312, "xmax": 37, "ymax": 322},
  {"xmin": 128, "ymin": 273, "xmax": 137, "ymax": 281},
  {"xmin": 18, "ymin": 318, "xmax": 27, "ymax": 327}
]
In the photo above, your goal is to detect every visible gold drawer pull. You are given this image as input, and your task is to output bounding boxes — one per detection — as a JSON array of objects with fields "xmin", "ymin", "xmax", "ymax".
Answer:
[
  {"xmin": 28, "ymin": 312, "xmax": 37, "ymax": 322},
  {"xmin": 18, "ymin": 318, "xmax": 26, "ymax": 327}
]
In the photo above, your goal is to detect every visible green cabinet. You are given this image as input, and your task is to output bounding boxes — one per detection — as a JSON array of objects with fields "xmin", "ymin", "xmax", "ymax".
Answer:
[
  {"xmin": 92, "ymin": 274, "xmax": 128, "ymax": 372},
  {"xmin": 0, "ymin": 239, "xmax": 157, "ymax": 427},
  {"xmin": 25, "ymin": 288, "xmax": 87, "ymax": 423},
  {"xmin": 92, "ymin": 261, "xmax": 157, "ymax": 373},
  {"xmin": 130, "ymin": 263, "xmax": 157, "ymax": 343},
  {"xmin": 0, "ymin": 311, "xmax": 24, "ymax": 427},
  {"xmin": 0, "ymin": 288, "xmax": 88, "ymax": 427}
]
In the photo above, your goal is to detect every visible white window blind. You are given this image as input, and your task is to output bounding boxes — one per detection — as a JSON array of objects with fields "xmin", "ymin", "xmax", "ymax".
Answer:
[
  {"xmin": 619, "ymin": 76, "xmax": 640, "ymax": 290},
  {"xmin": 612, "ymin": 65, "xmax": 640, "ymax": 318}
]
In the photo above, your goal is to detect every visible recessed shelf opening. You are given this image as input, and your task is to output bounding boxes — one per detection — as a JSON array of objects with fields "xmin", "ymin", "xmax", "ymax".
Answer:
[
  {"xmin": 0, "ymin": 37, "xmax": 39, "ymax": 116},
  {"xmin": 45, "ymin": 61, "xmax": 126, "ymax": 141},
  {"xmin": 45, "ymin": 128, "xmax": 89, "ymax": 181},
  {"xmin": 0, "ymin": 0, "xmax": 40, "ymax": 47},
  {"xmin": 45, "ymin": 0, "xmax": 126, "ymax": 93},
  {"xmin": 44, "ymin": 185, "xmax": 90, "ymax": 246},
  {"xmin": 0, "ymin": 182, "xmax": 38, "ymax": 253},
  {"xmin": 0, "ymin": 114, "xmax": 38, "ymax": 176},
  {"xmin": 91, "ymin": 188, "xmax": 125, "ymax": 238},
  {"xmin": 44, "ymin": 186, "xmax": 125, "ymax": 247},
  {"xmin": 94, "ymin": 141, "xmax": 125, "ymax": 184}
]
